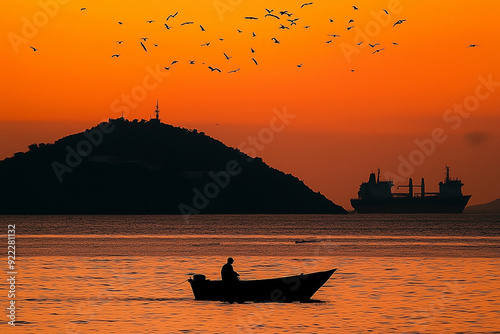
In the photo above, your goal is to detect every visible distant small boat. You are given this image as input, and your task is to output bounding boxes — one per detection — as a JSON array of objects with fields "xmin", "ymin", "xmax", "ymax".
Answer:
[{"xmin": 188, "ymin": 268, "xmax": 336, "ymax": 302}]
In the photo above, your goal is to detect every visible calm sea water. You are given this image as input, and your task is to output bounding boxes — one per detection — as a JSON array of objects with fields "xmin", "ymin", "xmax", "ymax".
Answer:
[{"xmin": 2, "ymin": 214, "xmax": 499, "ymax": 333}]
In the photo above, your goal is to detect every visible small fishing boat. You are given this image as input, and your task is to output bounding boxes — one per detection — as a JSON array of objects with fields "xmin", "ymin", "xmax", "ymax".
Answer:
[{"xmin": 188, "ymin": 268, "xmax": 336, "ymax": 302}]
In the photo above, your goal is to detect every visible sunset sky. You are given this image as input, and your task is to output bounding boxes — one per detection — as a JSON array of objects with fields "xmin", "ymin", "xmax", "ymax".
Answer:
[{"xmin": 1, "ymin": 0, "xmax": 499, "ymax": 209}]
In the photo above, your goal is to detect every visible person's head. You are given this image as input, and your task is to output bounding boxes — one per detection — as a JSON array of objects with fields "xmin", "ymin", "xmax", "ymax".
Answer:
[{"xmin": 227, "ymin": 257, "xmax": 234, "ymax": 264}]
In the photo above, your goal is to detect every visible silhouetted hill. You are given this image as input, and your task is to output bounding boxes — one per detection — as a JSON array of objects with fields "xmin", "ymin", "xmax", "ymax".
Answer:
[
  {"xmin": 465, "ymin": 198, "xmax": 500, "ymax": 213},
  {"xmin": 0, "ymin": 119, "xmax": 346, "ymax": 214}
]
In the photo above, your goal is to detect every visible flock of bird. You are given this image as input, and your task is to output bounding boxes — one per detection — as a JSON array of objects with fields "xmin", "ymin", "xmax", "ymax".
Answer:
[{"xmin": 30, "ymin": 3, "xmax": 481, "ymax": 75}]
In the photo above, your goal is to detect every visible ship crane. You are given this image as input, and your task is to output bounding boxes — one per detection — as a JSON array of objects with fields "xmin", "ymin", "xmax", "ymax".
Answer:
[{"xmin": 397, "ymin": 178, "xmax": 427, "ymax": 198}]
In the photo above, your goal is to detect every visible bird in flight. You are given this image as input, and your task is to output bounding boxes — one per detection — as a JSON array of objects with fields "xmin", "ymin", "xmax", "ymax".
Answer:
[
  {"xmin": 189, "ymin": 60, "xmax": 195, "ymax": 64},
  {"xmin": 393, "ymin": 19, "xmax": 406, "ymax": 27},
  {"xmin": 279, "ymin": 24, "xmax": 289, "ymax": 29},
  {"xmin": 251, "ymin": 47, "xmax": 255, "ymax": 53},
  {"xmin": 467, "ymin": 44, "xmax": 480, "ymax": 48},
  {"xmin": 164, "ymin": 66, "xmax": 171, "ymax": 70},
  {"xmin": 265, "ymin": 8, "xmax": 273, "ymax": 14},
  {"xmin": 328, "ymin": 34, "xmax": 340, "ymax": 37},
  {"xmin": 208, "ymin": 66, "xmax": 221, "ymax": 73},
  {"xmin": 352, "ymin": 5, "xmax": 358, "ymax": 10},
  {"xmin": 326, "ymin": 40, "xmax": 332, "ymax": 43},
  {"xmin": 171, "ymin": 60, "xmax": 178, "ymax": 65},
  {"xmin": 228, "ymin": 68, "xmax": 240, "ymax": 73},
  {"xmin": 348, "ymin": 19, "xmax": 354, "ymax": 23},
  {"xmin": 111, "ymin": 54, "xmax": 120, "ymax": 58},
  {"xmin": 164, "ymin": 24, "xmax": 172, "ymax": 29},
  {"xmin": 304, "ymin": 25, "xmax": 311, "ymax": 28},
  {"xmin": 392, "ymin": 42, "xmax": 399, "ymax": 45},
  {"xmin": 245, "ymin": 16, "xmax": 258, "ymax": 20},
  {"xmin": 181, "ymin": 21, "xmax": 194, "ymax": 25},
  {"xmin": 372, "ymin": 47, "xmax": 385, "ymax": 54},
  {"xmin": 146, "ymin": 20, "xmax": 155, "ymax": 23},
  {"xmin": 118, "ymin": 21, "xmax": 123, "ymax": 25},
  {"xmin": 289, "ymin": 18, "xmax": 299, "ymax": 25},
  {"xmin": 80, "ymin": 8, "xmax": 86, "ymax": 11},
  {"xmin": 383, "ymin": 9, "xmax": 389, "ymax": 14},
  {"xmin": 301, "ymin": 2, "xmax": 313, "ymax": 8},
  {"xmin": 201, "ymin": 42, "xmax": 210, "ymax": 47},
  {"xmin": 368, "ymin": 43, "xmax": 380, "ymax": 48},
  {"xmin": 141, "ymin": 37, "xmax": 148, "ymax": 41},
  {"xmin": 200, "ymin": 25, "xmax": 205, "ymax": 31},
  {"xmin": 347, "ymin": 26, "xmax": 354, "ymax": 30},
  {"xmin": 252, "ymin": 32, "xmax": 257, "ymax": 37},
  {"xmin": 140, "ymin": 42, "xmax": 147, "ymax": 52},
  {"xmin": 271, "ymin": 37, "xmax": 280, "ymax": 44},
  {"xmin": 265, "ymin": 13, "xmax": 280, "ymax": 19},
  {"xmin": 237, "ymin": 29, "xmax": 243, "ymax": 33},
  {"xmin": 252, "ymin": 58, "xmax": 258, "ymax": 65},
  {"xmin": 297, "ymin": 63, "xmax": 303, "ymax": 67},
  {"xmin": 116, "ymin": 41, "xmax": 124, "ymax": 44},
  {"xmin": 30, "ymin": 46, "xmax": 38, "ymax": 51},
  {"xmin": 166, "ymin": 12, "xmax": 178, "ymax": 20},
  {"xmin": 223, "ymin": 52, "xmax": 231, "ymax": 60}
]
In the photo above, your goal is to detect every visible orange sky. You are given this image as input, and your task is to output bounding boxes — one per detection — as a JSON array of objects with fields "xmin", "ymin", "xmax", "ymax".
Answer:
[{"xmin": 1, "ymin": 0, "xmax": 499, "ymax": 209}]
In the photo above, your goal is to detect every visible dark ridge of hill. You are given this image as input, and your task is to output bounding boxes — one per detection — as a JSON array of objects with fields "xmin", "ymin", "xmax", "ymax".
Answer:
[
  {"xmin": 465, "ymin": 198, "xmax": 500, "ymax": 213},
  {"xmin": 0, "ymin": 119, "xmax": 347, "ymax": 214}
]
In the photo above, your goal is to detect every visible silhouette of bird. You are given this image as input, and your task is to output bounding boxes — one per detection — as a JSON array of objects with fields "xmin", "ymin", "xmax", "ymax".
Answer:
[
  {"xmin": 393, "ymin": 19, "xmax": 406, "ymax": 27},
  {"xmin": 348, "ymin": 19, "xmax": 354, "ymax": 23},
  {"xmin": 467, "ymin": 44, "xmax": 480, "ymax": 48},
  {"xmin": 252, "ymin": 58, "xmax": 258, "ymax": 65},
  {"xmin": 219, "ymin": 38, "xmax": 224, "ymax": 41},
  {"xmin": 368, "ymin": 43, "xmax": 380, "ymax": 48},
  {"xmin": 140, "ymin": 42, "xmax": 147, "ymax": 52},
  {"xmin": 265, "ymin": 13, "xmax": 280, "ymax": 19},
  {"xmin": 297, "ymin": 63, "xmax": 303, "ymax": 67},
  {"xmin": 153, "ymin": 44, "xmax": 158, "ymax": 47},
  {"xmin": 357, "ymin": 42, "xmax": 363, "ymax": 45},
  {"xmin": 80, "ymin": 8, "xmax": 86, "ymax": 11},
  {"xmin": 118, "ymin": 21, "xmax": 123, "ymax": 25},
  {"xmin": 271, "ymin": 37, "xmax": 280, "ymax": 44},
  {"xmin": 352, "ymin": 5, "xmax": 358, "ymax": 10},
  {"xmin": 189, "ymin": 60, "xmax": 195, "ymax": 64},
  {"xmin": 265, "ymin": 8, "xmax": 273, "ymax": 13},
  {"xmin": 166, "ymin": 12, "xmax": 178, "ymax": 20},
  {"xmin": 228, "ymin": 68, "xmax": 240, "ymax": 73},
  {"xmin": 30, "ymin": 46, "xmax": 38, "ymax": 51},
  {"xmin": 245, "ymin": 16, "xmax": 258, "ymax": 20},
  {"xmin": 328, "ymin": 34, "xmax": 340, "ymax": 37},
  {"xmin": 383, "ymin": 9, "xmax": 389, "ymax": 14},
  {"xmin": 279, "ymin": 24, "xmax": 289, "ymax": 29},
  {"xmin": 347, "ymin": 26, "xmax": 354, "ymax": 30},
  {"xmin": 171, "ymin": 60, "xmax": 178, "ymax": 65},
  {"xmin": 141, "ymin": 37, "xmax": 148, "ymax": 41},
  {"xmin": 372, "ymin": 47, "xmax": 385, "ymax": 54},
  {"xmin": 223, "ymin": 52, "xmax": 231, "ymax": 60},
  {"xmin": 111, "ymin": 54, "xmax": 120, "ymax": 57},
  {"xmin": 200, "ymin": 25, "xmax": 205, "ymax": 31},
  {"xmin": 252, "ymin": 32, "xmax": 257, "ymax": 37},
  {"xmin": 181, "ymin": 22, "xmax": 194, "ymax": 25},
  {"xmin": 116, "ymin": 41, "xmax": 123, "ymax": 44},
  {"xmin": 237, "ymin": 29, "xmax": 243, "ymax": 33},
  {"xmin": 164, "ymin": 24, "xmax": 172, "ymax": 29},
  {"xmin": 351, "ymin": 69, "xmax": 355, "ymax": 72},
  {"xmin": 164, "ymin": 66, "xmax": 171, "ymax": 70},
  {"xmin": 326, "ymin": 40, "xmax": 332, "ymax": 43},
  {"xmin": 208, "ymin": 66, "xmax": 221, "ymax": 72},
  {"xmin": 280, "ymin": 11, "xmax": 293, "ymax": 17},
  {"xmin": 201, "ymin": 42, "xmax": 210, "ymax": 47},
  {"xmin": 329, "ymin": 19, "xmax": 334, "ymax": 22},
  {"xmin": 251, "ymin": 47, "xmax": 255, "ymax": 53},
  {"xmin": 301, "ymin": 2, "xmax": 313, "ymax": 8},
  {"xmin": 392, "ymin": 42, "xmax": 399, "ymax": 45},
  {"xmin": 304, "ymin": 25, "xmax": 311, "ymax": 28},
  {"xmin": 146, "ymin": 20, "xmax": 155, "ymax": 23},
  {"xmin": 289, "ymin": 18, "xmax": 299, "ymax": 25}
]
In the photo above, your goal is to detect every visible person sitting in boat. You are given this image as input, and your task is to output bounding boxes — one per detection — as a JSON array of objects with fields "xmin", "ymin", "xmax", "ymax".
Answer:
[{"xmin": 221, "ymin": 257, "xmax": 240, "ymax": 283}]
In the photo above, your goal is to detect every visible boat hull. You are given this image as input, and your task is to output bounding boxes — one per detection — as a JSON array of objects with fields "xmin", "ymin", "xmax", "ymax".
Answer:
[
  {"xmin": 188, "ymin": 269, "xmax": 336, "ymax": 302},
  {"xmin": 350, "ymin": 195, "xmax": 471, "ymax": 213}
]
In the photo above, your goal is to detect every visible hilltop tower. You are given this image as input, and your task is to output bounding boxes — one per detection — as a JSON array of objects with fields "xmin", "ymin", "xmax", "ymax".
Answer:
[{"xmin": 155, "ymin": 99, "xmax": 160, "ymax": 121}]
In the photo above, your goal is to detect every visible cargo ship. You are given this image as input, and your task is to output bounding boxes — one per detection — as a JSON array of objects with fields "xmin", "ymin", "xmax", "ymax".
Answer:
[{"xmin": 350, "ymin": 167, "xmax": 471, "ymax": 213}]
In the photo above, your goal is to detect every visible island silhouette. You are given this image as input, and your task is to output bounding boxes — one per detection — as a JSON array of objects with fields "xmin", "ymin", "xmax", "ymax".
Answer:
[{"xmin": 0, "ymin": 118, "xmax": 346, "ymax": 214}]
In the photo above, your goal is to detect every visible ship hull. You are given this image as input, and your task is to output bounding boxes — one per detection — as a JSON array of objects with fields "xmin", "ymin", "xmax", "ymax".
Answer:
[{"xmin": 350, "ymin": 195, "xmax": 471, "ymax": 213}]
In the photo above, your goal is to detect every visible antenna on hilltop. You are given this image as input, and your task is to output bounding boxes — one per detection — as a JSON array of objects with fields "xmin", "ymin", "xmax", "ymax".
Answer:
[{"xmin": 155, "ymin": 99, "xmax": 160, "ymax": 121}]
